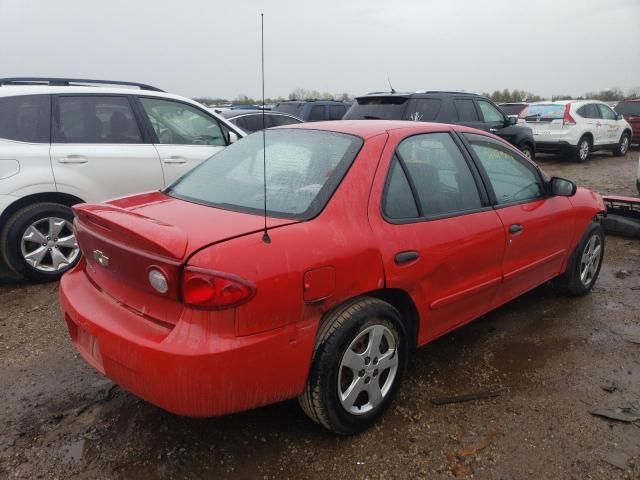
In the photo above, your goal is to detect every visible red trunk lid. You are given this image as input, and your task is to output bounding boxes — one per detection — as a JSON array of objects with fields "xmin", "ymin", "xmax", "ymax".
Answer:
[{"xmin": 73, "ymin": 191, "xmax": 296, "ymax": 324}]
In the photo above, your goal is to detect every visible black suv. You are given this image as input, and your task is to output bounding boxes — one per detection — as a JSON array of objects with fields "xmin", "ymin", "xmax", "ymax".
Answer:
[
  {"xmin": 344, "ymin": 92, "xmax": 536, "ymax": 158},
  {"xmin": 274, "ymin": 100, "xmax": 350, "ymax": 122}
]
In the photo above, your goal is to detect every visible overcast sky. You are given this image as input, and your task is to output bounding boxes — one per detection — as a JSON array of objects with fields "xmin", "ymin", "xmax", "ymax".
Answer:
[{"xmin": 1, "ymin": 0, "xmax": 639, "ymax": 100}]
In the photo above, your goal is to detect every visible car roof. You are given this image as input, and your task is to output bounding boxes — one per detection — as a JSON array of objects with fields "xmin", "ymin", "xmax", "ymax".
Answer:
[
  {"xmin": 276, "ymin": 119, "xmax": 475, "ymax": 139},
  {"xmin": 357, "ymin": 91, "xmax": 481, "ymax": 99}
]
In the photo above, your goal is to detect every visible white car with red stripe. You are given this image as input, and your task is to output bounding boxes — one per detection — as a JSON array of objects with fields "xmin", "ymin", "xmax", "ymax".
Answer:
[{"xmin": 520, "ymin": 100, "xmax": 632, "ymax": 162}]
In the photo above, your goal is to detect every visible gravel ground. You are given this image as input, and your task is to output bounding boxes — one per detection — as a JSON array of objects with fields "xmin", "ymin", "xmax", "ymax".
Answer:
[{"xmin": 0, "ymin": 148, "xmax": 639, "ymax": 480}]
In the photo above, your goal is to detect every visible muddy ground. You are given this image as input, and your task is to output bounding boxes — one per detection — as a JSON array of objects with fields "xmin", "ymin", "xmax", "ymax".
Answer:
[{"xmin": 1, "ymin": 149, "xmax": 639, "ymax": 480}]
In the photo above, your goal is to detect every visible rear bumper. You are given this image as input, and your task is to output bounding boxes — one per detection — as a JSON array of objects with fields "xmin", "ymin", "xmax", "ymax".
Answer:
[{"xmin": 59, "ymin": 261, "xmax": 316, "ymax": 417}]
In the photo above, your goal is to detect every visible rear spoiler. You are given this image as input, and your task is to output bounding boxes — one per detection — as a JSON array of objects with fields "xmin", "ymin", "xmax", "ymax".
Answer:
[
  {"xmin": 73, "ymin": 204, "xmax": 188, "ymax": 260},
  {"xmin": 602, "ymin": 195, "xmax": 640, "ymax": 238}
]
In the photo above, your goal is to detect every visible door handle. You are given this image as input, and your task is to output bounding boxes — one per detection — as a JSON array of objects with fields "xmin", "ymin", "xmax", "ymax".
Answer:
[
  {"xmin": 163, "ymin": 156, "xmax": 187, "ymax": 164},
  {"xmin": 489, "ymin": 128, "xmax": 498, "ymax": 133},
  {"xmin": 509, "ymin": 224, "xmax": 524, "ymax": 234},
  {"xmin": 394, "ymin": 251, "xmax": 420, "ymax": 265},
  {"xmin": 58, "ymin": 155, "xmax": 88, "ymax": 164}
]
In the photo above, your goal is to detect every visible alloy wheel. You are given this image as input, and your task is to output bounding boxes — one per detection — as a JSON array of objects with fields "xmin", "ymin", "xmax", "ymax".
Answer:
[
  {"xmin": 20, "ymin": 217, "xmax": 79, "ymax": 272},
  {"xmin": 579, "ymin": 140, "xmax": 589, "ymax": 161},
  {"xmin": 579, "ymin": 234, "xmax": 602, "ymax": 287},
  {"xmin": 338, "ymin": 324, "xmax": 399, "ymax": 415},
  {"xmin": 621, "ymin": 136, "xmax": 629, "ymax": 155}
]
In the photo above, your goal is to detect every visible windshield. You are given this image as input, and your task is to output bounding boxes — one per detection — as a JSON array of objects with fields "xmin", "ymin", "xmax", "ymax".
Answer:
[
  {"xmin": 166, "ymin": 129, "xmax": 363, "ymax": 219},
  {"xmin": 615, "ymin": 102, "xmax": 640, "ymax": 116},
  {"xmin": 524, "ymin": 104, "xmax": 565, "ymax": 119},
  {"xmin": 344, "ymin": 97, "xmax": 408, "ymax": 120},
  {"xmin": 275, "ymin": 103, "xmax": 304, "ymax": 115}
]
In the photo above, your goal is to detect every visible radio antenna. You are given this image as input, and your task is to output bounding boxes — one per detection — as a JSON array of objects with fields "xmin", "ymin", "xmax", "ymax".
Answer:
[
  {"xmin": 387, "ymin": 77, "xmax": 396, "ymax": 94},
  {"xmin": 261, "ymin": 13, "xmax": 271, "ymax": 244}
]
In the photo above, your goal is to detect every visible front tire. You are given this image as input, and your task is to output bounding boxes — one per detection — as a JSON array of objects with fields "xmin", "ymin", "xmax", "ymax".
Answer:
[
  {"xmin": 1, "ymin": 203, "xmax": 80, "ymax": 282},
  {"xmin": 554, "ymin": 222, "xmax": 604, "ymax": 296},
  {"xmin": 574, "ymin": 136, "xmax": 591, "ymax": 163},
  {"xmin": 299, "ymin": 297, "xmax": 409, "ymax": 435},
  {"xmin": 612, "ymin": 132, "xmax": 630, "ymax": 157}
]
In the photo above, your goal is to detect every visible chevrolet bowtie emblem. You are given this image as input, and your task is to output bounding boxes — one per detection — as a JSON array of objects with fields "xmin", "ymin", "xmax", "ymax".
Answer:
[{"xmin": 93, "ymin": 250, "xmax": 110, "ymax": 267}]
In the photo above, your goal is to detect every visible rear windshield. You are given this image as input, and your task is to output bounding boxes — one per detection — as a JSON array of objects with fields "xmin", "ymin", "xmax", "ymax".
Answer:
[
  {"xmin": 275, "ymin": 103, "xmax": 303, "ymax": 115},
  {"xmin": 500, "ymin": 104, "xmax": 526, "ymax": 116},
  {"xmin": 523, "ymin": 104, "xmax": 565, "ymax": 119},
  {"xmin": 166, "ymin": 129, "xmax": 363, "ymax": 219},
  {"xmin": 344, "ymin": 97, "xmax": 408, "ymax": 120},
  {"xmin": 615, "ymin": 102, "xmax": 640, "ymax": 116}
]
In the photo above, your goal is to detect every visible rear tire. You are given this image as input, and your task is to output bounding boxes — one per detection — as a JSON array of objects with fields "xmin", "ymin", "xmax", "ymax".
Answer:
[
  {"xmin": 573, "ymin": 136, "xmax": 591, "ymax": 163},
  {"xmin": 612, "ymin": 132, "xmax": 630, "ymax": 157},
  {"xmin": 299, "ymin": 297, "xmax": 409, "ymax": 435},
  {"xmin": 554, "ymin": 222, "xmax": 604, "ymax": 296},
  {"xmin": 1, "ymin": 202, "xmax": 80, "ymax": 282}
]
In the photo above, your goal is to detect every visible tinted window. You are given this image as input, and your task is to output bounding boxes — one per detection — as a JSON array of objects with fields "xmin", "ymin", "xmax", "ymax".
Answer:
[
  {"xmin": 275, "ymin": 103, "xmax": 304, "ymax": 115},
  {"xmin": 465, "ymin": 134, "xmax": 543, "ymax": 205},
  {"xmin": 232, "ymin": 114, "xmax": 270, "ymax": 133},
  {"xmin": 54, "ymin": 96, "xmax": 141, "ymax": 144},
  {"xmin": 0, "ymin": 94, "xmax": 50, "ymax": 143},
  {"xmin": 307, "ymin": 105, "xmax": 325, "ymax": 121},
  {"xmin": 328, "ymin": 105, "xmax": 346, "ymax": 120},
  {"xmin": 344, "ymin": 96, "xmax": 408, "ymax": 120},
  {"xmin": 597, "ymin": 104, "xmax": 616, "ymax": 120},
  {"xmin": 270, "ymin": 114, "xmax": 302, "ymax": 127},
  {"xmin": 397, "ymin": 133, "xmax": 482, "ymax": 216},
  {"xmin": 577, "ymin": 104, "xmax": 600, "ymax": 119},
  {"xmin": 140, "ymin": 97, "xmax": 226, "ymax": 146},
  {"xmin": 167, "ymin": 129, "xmax": 363, "ymax": 219},
  {"xmin": 477, "ymin": 100, "xmax": 505, "ymax": 124},
  {"xmin": 615, "ymin": 102, "xmax": 640, "ymax": 116},
  {"xmin": 383, "ymin": 158, "xmax": 419, "ymax": 219},
  {"xmin": 499, "ymin": 104, "xmax": 527, "ymax": 116},
  {"xmin": 453, "ymin": 99, "xmax": 479, "ymax": 122},
  {"xmin": 403, "ymin": 99, "xmax": 441, "ymax": 122}
]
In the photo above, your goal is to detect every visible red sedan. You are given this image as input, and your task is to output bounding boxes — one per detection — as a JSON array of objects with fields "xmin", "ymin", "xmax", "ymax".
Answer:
[{"xmin": 60, "ymin": 121, "xmax": 606, "ymax": 435}]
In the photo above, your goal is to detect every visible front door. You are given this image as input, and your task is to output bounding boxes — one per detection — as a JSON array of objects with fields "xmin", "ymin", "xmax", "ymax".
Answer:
[
  {"xmin": 597, "ymin": 103, "xmax": 621, "ymax": 144},
  {"xmin": 50, "ymin": 95, "xmax": 163, "ymax": 203},
  {"xmin": 136, "ymin": 97, "xmax": 231, "ymax": 185},
  {"xmin": 462, "ymin": 133, "xmax": 575, "ymax": 306},
  {"xmin": 369, "ymin": 129, "xmax": 506, "ymax": 345}
]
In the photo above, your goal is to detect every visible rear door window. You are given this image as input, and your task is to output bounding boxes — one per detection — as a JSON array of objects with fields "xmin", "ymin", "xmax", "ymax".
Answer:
[
  {"xmin": 308, "ymin": 105, "xmax": 326, "ymax": 121},
  {"xmin": 453, "ymin": 99, "xmax": 480, "ymax": 122},
  {"xmin": 0, "ymin": 94, "xmax": 50, "ymax": 143},
  {"xmin": 403, "ymin": 99, "xmax": 441, "ymax": 122},
  {"xmin": 393, "ymin": 132, "xmax": 483, "ymax": 217},
  {"xmin": 577, "ymin": 104, "xmax": 600, "ymax": 119},
  {"xmin": 383, "ymin": 158, "xmax": 419, "ymax": 219},
  {"xmin": 53, "ymin": 96, "xmax": 142, "ymax": 144},
  {"xmin": 328, "ymin": 105, "xmax": 346, "ymax": 120}
]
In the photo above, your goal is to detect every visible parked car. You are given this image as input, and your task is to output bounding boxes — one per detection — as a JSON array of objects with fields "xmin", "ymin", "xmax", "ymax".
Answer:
[
  {"xmin": 637, "ymin": 156, "xmax": 640, "ymax": 194},
  {"xmin": 217, "ymin": 109, "xmax": 303, "ymax": 134},
  {"xmin": 614, "ymin": 98, "xmax": 640, "ymax": 145},
  {"xmin": 499, "ymin": 102, "xmax": 529, "ymax": 118},
  {"xmin": 520, "ymin": 100, "xmax": 632, "ymax": 162},
  {"xmin": 274, "ymin": 100, "xmax": 349, "ymax": 122},
  {"xmin": 0, "ymin": 77, "xmax": 243, "ymax": 282},
  {"xmin": 344, "ymin": 91, "xmax": 536, "ymax": 159},
  {"xmin": 60, "ymin": 120, "xmax": 606, "ymax": 435}
]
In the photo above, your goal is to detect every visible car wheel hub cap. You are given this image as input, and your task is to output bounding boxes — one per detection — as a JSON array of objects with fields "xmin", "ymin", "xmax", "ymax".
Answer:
[
  {"xmin": 338, "ymin": 324, "xmax": 398, "ymax": 415},
  {"xmin": 580, "ymin": 141, "xmax": 589, "ymax": 159},
  {"xmin": 621, "ymin": 137, "xmax": 629, "ymax": 154},
  {"xmin": 21, "ymin": 217, "xmax": 79, "ymax": 272},
  {"xmin": 579, "ymin": 235, "xmax": 601, "ymax": 286}
]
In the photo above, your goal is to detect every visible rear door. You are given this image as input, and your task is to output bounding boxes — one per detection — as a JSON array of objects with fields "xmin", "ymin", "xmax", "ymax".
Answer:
[
  {"xmin": 462, "ymin": 133, "xmax": 575, "ymax": 306},
  {"xmin": 576, "ymin": 103, "xmax": 603, "ymax": 145},
  {"xmin": 136, "ymin": 97, "xmax": 233, "ymax": 185},
  {"xmin": 50, "ymin": 95, "xmax": 163, "ymax": 202},
  {"xmin": 369, "ymin": 129, "xmax": 505, "ymax": 345}
]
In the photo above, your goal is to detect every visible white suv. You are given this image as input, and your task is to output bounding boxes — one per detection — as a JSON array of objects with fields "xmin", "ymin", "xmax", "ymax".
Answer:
[
  {"xmin": 0, "ymin": 77, "xmax": 243, "ymax": 281},
  {"xmin": 521, "ymin": 100, "xmax": 633, "ymax": 162}
]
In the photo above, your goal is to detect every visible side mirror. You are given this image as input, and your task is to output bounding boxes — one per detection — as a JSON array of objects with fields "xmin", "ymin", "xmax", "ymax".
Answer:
[
  {"xmin": 550, "ymin": 177, "xmax": 577, "ymax": 197},
  {"xmin": 616, "ymin": 113, "xmax": 624, "ymax": 121},
  {"xmin": 228, "ymin": 131, "xmax": 239, "ymax": 144},
  {"xmin": 507, "ymin": 116, "xmax": 517, "ymax": 126}
]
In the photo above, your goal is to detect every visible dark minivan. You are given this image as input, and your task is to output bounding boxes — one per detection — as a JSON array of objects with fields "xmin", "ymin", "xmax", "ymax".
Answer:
[
  {"xmin": 344, "ymin": 91, "xmax": 536, "ymax": 159},
  {"xmin": 614, "ymin": 99, "xmax": 640, "ymax": 144}
]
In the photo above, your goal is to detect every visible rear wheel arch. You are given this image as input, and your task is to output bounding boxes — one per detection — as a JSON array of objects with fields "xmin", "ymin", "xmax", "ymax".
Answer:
[{"xmin": 0, "ymin": 192, "xmax": 85, "ymax": 232}]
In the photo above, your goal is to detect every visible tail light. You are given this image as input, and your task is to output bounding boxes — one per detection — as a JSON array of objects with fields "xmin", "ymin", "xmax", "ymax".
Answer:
[
  {"xmin": 181, "ymin": 267, "xmax": 255, "ymax": 309},
  {"xmin": 563, "ymin": 104, "xmax": 576, "ymax": 126},
  {"xmin": 518, "ymin": 107, "xmax": 529, "ymax": 118}
]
